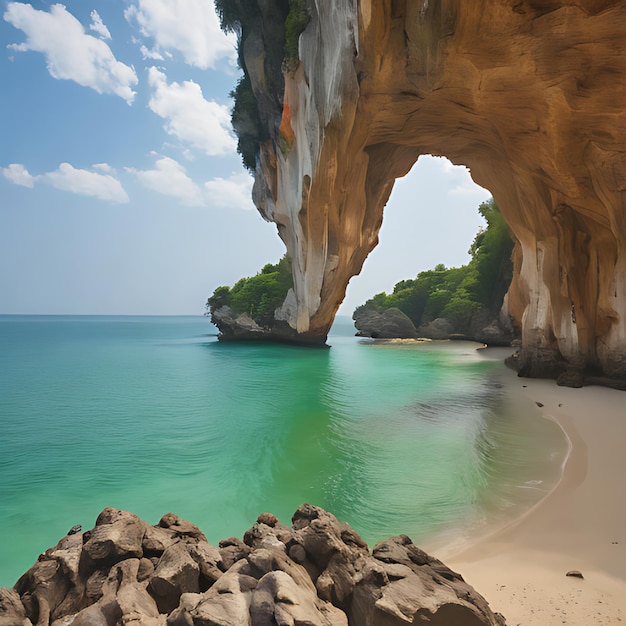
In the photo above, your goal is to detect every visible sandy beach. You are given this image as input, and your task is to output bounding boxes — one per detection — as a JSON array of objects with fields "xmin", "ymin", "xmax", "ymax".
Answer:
[{"xmin": 441, "ymin": 353, "xmax": 626, "ymax": 625}]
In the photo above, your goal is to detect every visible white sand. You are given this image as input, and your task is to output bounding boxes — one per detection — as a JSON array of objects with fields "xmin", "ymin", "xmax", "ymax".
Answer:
[{"xmin": 443, "ymin": 358, "xmax": 626, "ymax": 625}]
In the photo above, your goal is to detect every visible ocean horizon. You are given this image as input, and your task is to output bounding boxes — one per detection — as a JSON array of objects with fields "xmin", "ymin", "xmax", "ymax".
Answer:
[{"xmin": 0, "ymin": 314, "xmax": 568, "ymax": 586}]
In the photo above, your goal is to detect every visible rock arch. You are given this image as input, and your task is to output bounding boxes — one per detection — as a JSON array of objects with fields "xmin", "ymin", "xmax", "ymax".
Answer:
[{"xmin": 241, "ymin": 0, "xmax": 626, "ymax": 383}]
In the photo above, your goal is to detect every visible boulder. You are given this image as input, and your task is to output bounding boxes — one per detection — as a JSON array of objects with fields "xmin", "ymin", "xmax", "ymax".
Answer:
[
  {"xmin": 82, "ymin": 508, "xmax": 146, "ymax": 567},
  {"xmin": 149, "ymin": 543, "xmax": 200, "ymax": 614},
  {"xmin": 210, "ymin": 306, "xmax": 268, "ymax": 341},
  {"xmin": 0, "ymin": 588, "xmax": 30, "ymax": 626},
  {"xmin": 354, "ymin": 308, "xmax": 419, "ymax": 339},
  {"xmin": 417, "ymin": 318, "xmax": 456, "ymax": 340},
  {"xmin": 4, "ymin": 505, "xmax": 505, "ymax": 626}
]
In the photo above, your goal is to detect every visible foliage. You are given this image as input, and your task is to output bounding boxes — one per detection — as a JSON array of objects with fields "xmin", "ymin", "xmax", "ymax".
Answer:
[
  {"xmin": 353, "ymin": 199, "xmax": 514, "ymax": 329},
  {"xmin": 214, "ymin": 0, "xmax": 309, "ymax": 170},
  {"xmin": 214, "ymin": 0, "xmax": 259, "ymax": 34},
  {"xmin": 207, "ymin": 256, "xmax": 293, "ymax": 325},
  {"xmin": 284, "ymin": 0, "xmax": 311, "ymax": 66},
  {"xmin": 230, "ymin": 74, "xmax": 266, "ymax": 171}
]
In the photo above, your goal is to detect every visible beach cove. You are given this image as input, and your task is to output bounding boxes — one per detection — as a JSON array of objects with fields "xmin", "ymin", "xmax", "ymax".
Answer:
[
  {"xmin": 0, "ymin": 317, "xmax": 561, "ymax": 581},
  {"xmin": 2, "ymin": 316, "xmax": 624, "ymax": 623},
  {"xmin": 444, "ymin": 360, "xmax": 626, "ymax": 625}
]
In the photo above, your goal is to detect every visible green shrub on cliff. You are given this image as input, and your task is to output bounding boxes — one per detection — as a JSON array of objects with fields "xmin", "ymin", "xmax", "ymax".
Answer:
[
  {"xmin": 284, "ymin": 0, "xmax": 311, "ymax": 66},
  {"xmin": 207, "ymin": 256, "xmax": 293, "ymax": 325},
  {"xmin": 214, "ymin": 0, "xmax": 310, "ymax": 170},
  {"xmin": 354, "ymin": 199, "xmax": 514, "ymax": 329},
  {"xmin": 230, "ymin": 74, "xmax": 266, "ymax": 171}
]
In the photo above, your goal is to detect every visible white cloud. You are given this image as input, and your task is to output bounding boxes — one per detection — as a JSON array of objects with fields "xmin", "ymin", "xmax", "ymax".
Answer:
[
  {"xmin": 127, "ymin": 156, "xmax": 254, "ymax": 210},
  {"xmin": 147, "ymin": 67, "xmax": 236, "ymax": 156},
  {"xmin": 4, "ymin": 3, "xmax": 138, "ymax": 103},
  {"xmin": 127, "ymin": 156, "xmax": 204, "ymax": 206},
  {"xmin": 89, "ymin": 10, "xmax": 111, "ymax": 40},
  {"xmin": 2, "ymin": 163, "xmax": 35, "ymax": 187},
  {"xmin": 140, "ymin": 44, "xmax": 163, "ymax": 61},
  {"xmin": 3, "ymin": 162, "xmax": 128, "ymax": 202},
  {"xmin": 41, "ymin": 163, "xmax": 129, "ymax": 203},
  {"xmin": 433, "ymin": 156, "xmax": 490, "ymax": 197},
  {"xmin": 205, "ymin": 172, "xmax": 254, "ymax": 210},
  {"xmin": 92, "ymin": 163, "xmax": 113, "ymax": 173},
  {"xmin": 125, "ymin": 0, "xmax": 236, "ymax": 69}
]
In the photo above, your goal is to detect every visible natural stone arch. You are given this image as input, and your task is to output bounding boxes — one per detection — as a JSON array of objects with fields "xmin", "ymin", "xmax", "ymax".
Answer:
[{"xmin": 240, "ymin": 0, "xmax": 626, "ymax": 383}]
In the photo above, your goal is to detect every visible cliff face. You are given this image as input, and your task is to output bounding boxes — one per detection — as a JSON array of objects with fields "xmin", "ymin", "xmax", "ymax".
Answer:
[{"xmin": 244, "ymin": 0, "xmax": 626, "ymax": 382}]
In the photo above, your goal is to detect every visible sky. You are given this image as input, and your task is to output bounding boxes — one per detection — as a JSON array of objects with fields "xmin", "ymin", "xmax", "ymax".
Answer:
[{"xmin": 0, "ymin": 0, "xmax": 491, "ymax": 317}]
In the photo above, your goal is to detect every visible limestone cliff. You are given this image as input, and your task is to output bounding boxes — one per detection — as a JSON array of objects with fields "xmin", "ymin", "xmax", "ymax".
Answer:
[{"xmin": 231, "ymin": 1, "xmax": 626, "ymax": 384}]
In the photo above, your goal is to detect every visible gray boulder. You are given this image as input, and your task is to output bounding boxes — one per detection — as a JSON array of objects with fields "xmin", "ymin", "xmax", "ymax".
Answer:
[
  {"xmin": 417, "ymin": 317, "xmax": 456, "ymax": 340},
  {"xmin": 354, "ymin": 308, "xmax": 419, "ymax": 339}
]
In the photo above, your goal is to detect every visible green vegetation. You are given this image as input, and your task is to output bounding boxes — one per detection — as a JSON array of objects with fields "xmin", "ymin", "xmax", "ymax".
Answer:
[
  {"xmin": 214, "ymin": 0, "xmax": 310, "ymax": 170},
  {"xmin": 206, "ymin": 256, "xmax": 293, "ymax": 325},
  {"xmin": 354, "ymin": 199, "xmax": 514, "ymax": 329},
  {"xmin": 284, "ymin": 0, "xmax": 311, "ymax": 68},
  {"xmin": 230, "ymin": 74, "xmax": 266, "ymax": 171}
]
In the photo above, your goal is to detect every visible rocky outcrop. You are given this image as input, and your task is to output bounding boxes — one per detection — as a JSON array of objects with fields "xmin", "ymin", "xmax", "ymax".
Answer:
[
  {"xmin": 1, "ymin": 505, "xmax": 506, "ymax": 625},
  {"xmin": 234, "ymin": 0, "xmax": 626, "ymax": 384},
  {"xmin": 354, "ymin": 307, "xmax": 419, "ymax": 339},
  {"xmin": 354, "ymin": 307, "xmax": 516, "ymax": 345},
  {"xmin": 211, "ymin": 304, "xmax": 327, "ymax": 345}
]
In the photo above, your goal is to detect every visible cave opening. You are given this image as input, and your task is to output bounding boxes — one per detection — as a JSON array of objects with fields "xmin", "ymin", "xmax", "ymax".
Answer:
[{"xmin": 339, "ymin": 155, "xmax": 491, "ymax": 318}]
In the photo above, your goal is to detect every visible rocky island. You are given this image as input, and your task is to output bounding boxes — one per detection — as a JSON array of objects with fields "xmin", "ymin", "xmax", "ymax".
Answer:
[{"xmin": 210, "ymin": 0, "xmax": 626, "ymax": 386}]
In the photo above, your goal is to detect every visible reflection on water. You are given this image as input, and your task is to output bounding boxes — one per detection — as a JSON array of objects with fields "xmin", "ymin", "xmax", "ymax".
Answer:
[{"xmin": 0, "ymin": 316, "xmax": 568, "ymax": 586}]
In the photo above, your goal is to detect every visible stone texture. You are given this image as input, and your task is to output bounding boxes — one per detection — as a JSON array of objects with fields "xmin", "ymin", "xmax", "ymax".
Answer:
[
  {"xmin": 2, "ymin": 505, "xmax": 505, "ymax": 625},
  {"xmin": 417, "ymin": 318, "xmax": 457, "ymax": 341},
  {"xmin": 238, "ymin": 0, "xmax": 626, "ymax": 384},
  {"xmin": 354, "ymin": 307, "xmax": 419, "ymax": 339},
  {"xmin": 82, "ymin": 508, "xmax": 145, "ymax": 566},
  {"xmin": 0, "ymin": 587, "xmax": 30, "ymax": 626},
  {"xmin": 148, "ymin": 543, "xmax": 200, "ymax": 614}
]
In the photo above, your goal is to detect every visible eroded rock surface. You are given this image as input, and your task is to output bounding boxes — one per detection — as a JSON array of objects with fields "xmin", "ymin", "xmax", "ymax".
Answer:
[
  {"xmin": 236, "ymin": 0, "xmax": 626, "ymax": 384},
  {"xmin": 354, "ymin": 307, "xmax": 419, "ymax": 339},
  {"xmin": 2, "ymin": 505, "xmax": 505, "ymax": 625}
]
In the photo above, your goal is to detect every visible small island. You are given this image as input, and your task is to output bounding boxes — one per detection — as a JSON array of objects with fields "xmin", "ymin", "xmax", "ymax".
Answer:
[{"xmin": 352, "ymin": 199, "xmax": 516, "ymax": 347}]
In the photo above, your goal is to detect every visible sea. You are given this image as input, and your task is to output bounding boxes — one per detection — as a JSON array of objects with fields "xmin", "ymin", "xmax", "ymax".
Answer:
[{"xmin": 0, "ymin": 315, "xmax": 569, "ymax": 587}]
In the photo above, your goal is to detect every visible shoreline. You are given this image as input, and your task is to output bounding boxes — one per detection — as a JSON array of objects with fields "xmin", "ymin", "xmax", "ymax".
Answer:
[{"xmin": 443, "ymin": 351, "xmax": 626, "ymax": 625}]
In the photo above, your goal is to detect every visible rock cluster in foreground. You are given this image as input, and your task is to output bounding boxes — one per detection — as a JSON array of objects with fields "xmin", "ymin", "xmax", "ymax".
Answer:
[{"xmin": 0, "ymin": 504, "xmax": 505, "ymax": 625}]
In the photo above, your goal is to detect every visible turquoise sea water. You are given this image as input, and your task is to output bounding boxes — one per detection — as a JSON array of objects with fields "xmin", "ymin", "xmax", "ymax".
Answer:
[{"xmin": 0, "ymin": 315, "xmax": 568, "ymax": 586}]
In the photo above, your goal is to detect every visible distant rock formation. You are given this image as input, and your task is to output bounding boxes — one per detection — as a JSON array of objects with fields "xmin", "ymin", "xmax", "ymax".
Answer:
[
  {"xmin": 354, "ymin": 307, "xmax": 516, "ymax": 346},
  {"xmin": 228, "ymin": 0, "xmax": 626, "ymax": 384},
  {"xmin": 354, "ymin": 307, "xmax": 419, "ymax": 339},
  {"xmin": 0, "ymin": 505, "xmax": 506, "ymax": 625}
]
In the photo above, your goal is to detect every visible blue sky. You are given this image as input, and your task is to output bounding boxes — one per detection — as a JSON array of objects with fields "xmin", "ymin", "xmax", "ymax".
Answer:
[{"xmin": 0, "ymin": 0, "xmax": 491, "ymax": 316}]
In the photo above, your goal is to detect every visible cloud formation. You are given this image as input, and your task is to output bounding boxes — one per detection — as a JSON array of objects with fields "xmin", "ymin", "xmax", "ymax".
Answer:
[
  {"xmin": 4, "ymin": 3, "xmax": 137, "ymax": 103},
  {"xmin": 89, "ymin": 10, "xmax": 111, "ymax": 40},
  {"xmin": 125, "ymin": 0, "xmax": 235, "ymax": 69},
  {"xmin": 205, "ymin": 172, "xmax": 254, "ymax": 210},
  {"xmin": 2, "ymin": 163, "xmax": 35, "ymax": 187},
  {"xmin": 147, "ymin": 67, "xmax": 236, "ymax": 156},
  {"xmin": 128, "ymin": 156, "xmax": 254, "ymax": 210},
  {"xmin": 127, "ymin": 156, "xmax": 204, "ymax": 206},
  {"xmin": 3, "ymin": 162, "xmax": 129, "ymax": 203},
  {"xmin": 435, "ymin": 157, "xmax": 490, "ymax": 197}
]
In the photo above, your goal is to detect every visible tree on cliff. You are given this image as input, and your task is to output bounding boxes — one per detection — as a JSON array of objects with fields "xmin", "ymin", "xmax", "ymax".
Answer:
[
  {"xmin": 353, "ymin": 199, "xmax": 515, "ymax": 331},
  {"xmin": 206, "ymin": 255, "xmax": 293, "ymax": 326},
  {"xmin": 214, "ymin": 0, "xmax": 310, "ymax": 170}
]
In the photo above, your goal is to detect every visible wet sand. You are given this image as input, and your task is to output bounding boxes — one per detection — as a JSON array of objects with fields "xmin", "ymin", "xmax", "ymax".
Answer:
[{"xmin": 445, "ymin": 358, "xmax": 626, "ymax": 625}]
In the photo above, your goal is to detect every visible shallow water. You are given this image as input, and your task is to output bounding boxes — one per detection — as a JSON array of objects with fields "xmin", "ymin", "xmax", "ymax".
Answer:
[{"xmin": 0, "ymin": 315, "xmax": 568, "ymax": 586}]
